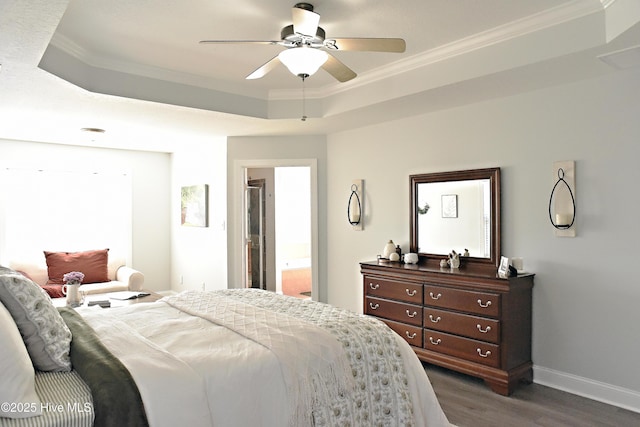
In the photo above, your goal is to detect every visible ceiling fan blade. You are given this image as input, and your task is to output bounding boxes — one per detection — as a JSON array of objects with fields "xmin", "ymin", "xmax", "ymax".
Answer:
[
  {"xmin": 326, "ymin": 38, "xmax": 406, "ymax": 53},
  {"xmin": 246, "ymin": 55, "xmax": 281, "ymax": 80},
  {"xmin": 292, "ymin": 5, "xmax": 320, "ymax": 36},
  {"xmin": 199, "ymin": 40, "xmax": 281, "ymax": 45},
  {"xmin": 322, "ymin": 54, "xmax": 357, "ymax": 82}
]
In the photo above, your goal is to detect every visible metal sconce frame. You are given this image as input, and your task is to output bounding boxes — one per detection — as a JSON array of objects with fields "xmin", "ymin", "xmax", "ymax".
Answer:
[
  {"xmin": 549, "ymin": 160, "xmax": 576, "ymax": 237},
  {"xmin": 348, "ymin": 179, "xmax": 364, "ymax": 231}
]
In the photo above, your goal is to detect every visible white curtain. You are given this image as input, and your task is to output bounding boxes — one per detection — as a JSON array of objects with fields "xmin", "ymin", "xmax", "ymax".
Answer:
[{"xmin": 0, "ymin": 167, "xmax": 131, "ymax": 265}]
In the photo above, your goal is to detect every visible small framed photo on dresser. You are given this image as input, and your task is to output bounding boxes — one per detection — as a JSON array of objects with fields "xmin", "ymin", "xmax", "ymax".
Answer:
[{"xmin": 498, "ymin": 256, "xmax": 510, "ymax": 277}]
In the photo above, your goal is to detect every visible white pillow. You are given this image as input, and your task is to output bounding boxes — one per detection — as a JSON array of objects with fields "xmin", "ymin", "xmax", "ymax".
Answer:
[{"xmin": 0, "ymin": 300, "xmax": 42, "ymax": 418}]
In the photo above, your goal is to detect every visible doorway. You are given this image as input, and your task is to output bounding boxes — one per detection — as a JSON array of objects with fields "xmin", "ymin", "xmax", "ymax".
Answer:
[
  {"xmin": 274, "ymin": 167, "xmax": 311, "ymax": 299},
  {"xmin": 241, "ymin": 162, "xmax": 316, "ymax": 300}
]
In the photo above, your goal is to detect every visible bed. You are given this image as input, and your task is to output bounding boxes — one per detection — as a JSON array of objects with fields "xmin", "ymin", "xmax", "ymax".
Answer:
[{"xmin": 1, "ymin": 267, "xmax": 451, "ymax": 427}]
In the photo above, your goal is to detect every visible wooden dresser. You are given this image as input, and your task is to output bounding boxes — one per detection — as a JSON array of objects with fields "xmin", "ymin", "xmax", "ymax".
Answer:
[{"xmin": 361, "ymin": 260, "xmax": 534, "ymax": 395}]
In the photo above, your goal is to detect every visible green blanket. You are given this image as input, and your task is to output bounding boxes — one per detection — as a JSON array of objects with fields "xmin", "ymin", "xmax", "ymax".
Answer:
[{"xmin": 58, "ymin": 307, "xmax": 149, "ymax": 427}]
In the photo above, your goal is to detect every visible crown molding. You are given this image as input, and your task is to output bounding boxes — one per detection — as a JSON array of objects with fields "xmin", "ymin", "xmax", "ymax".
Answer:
[
  {"xmin": 48, "ymin": 33, "xmax": 268, "ymax": 99},
  {"xmin": 269, "ymin": 0, "xmax": 605, "ymax": 101},
  {"xmin": 49, "ymin": 1, "xmax": 607, "ymax": 105}
]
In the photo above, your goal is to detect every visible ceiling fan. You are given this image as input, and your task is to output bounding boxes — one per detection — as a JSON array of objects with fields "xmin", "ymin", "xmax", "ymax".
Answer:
[{"xmin": 199, "ymin": 2, "xmax": 406, "ymax": 83}]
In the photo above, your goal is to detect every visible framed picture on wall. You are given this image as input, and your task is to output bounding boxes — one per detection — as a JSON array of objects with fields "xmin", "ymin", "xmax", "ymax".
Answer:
[
  {"xmin": 181, "ymin": 184, "xmax": 209, "ymax": 227},
  {"xmin": 441, "ymin": 194, "xmax": 458, "ymax": 218}
]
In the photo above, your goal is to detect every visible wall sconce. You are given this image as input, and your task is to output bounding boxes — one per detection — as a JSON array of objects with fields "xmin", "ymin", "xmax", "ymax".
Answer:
[
  {"xmin": 348, "ymin": 179, "xmax": 364, "ymax": 231},
  {"xmin": 548, "ymin": 160, "xmax": 576, "ymax": 237}
]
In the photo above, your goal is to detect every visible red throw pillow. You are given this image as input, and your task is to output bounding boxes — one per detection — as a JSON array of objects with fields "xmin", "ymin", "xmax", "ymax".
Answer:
[
  {"xmin": 15, "ymin": 270, "xmax": 64, "ymax": 298},
  {"xmin": 44, "ymin": 249, "xmax": 109, "ymax": 285},
  {"xmin": 41, "ymin": 284, "xmax": 65, "ymax": 298}
]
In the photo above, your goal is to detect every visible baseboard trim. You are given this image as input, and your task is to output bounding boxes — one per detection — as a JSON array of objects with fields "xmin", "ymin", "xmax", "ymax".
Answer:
[{"xmin": 533, "ymin": 365, "xmax": 640, "ymax": 413}]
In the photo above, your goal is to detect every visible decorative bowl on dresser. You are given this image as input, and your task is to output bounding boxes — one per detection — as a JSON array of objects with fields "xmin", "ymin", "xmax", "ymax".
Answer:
[{"xmin": 361, "ymin": 260, "xmax": 533, "ymax": 395}]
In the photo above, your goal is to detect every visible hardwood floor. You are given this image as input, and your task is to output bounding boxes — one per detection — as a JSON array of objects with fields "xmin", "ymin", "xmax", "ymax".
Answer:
[{"xmin": 424, "ymin": 364, "xmax": 640, "ymax": 427}]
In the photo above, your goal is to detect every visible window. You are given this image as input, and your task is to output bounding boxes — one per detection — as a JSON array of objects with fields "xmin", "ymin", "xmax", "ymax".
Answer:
[{"xmin": 0, "ymin": 168, "xmax": 131, "ymax": 265}]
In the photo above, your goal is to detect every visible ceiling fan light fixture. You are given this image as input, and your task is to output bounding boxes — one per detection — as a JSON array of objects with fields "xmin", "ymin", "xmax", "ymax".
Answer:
[
  {"xmin": 202, "ymin": 3, "xmax": 404, "ymax": 83},
  {"xmin": 278, "ymin": 47, "xmax": 328, "ymax": 78}
]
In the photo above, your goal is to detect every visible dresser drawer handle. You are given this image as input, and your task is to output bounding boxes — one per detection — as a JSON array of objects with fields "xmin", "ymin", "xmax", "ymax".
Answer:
[
  {"xmin": 429, "ymin": 292, "xmax": 442, "ymax": 300},
  {"xmin": 429, "ymin": 337, "xmax": 442, "ymax": 345},
  {"xmin": 369, "ymin": 302, "xmax": 380, "ymax": 310},
  {"xmin": 477, "ymin": 299, "xmax": 492, "ymax": 308},
  {"xmin": 428, "ymin": 315, "xmax": 442, "ymax": 323},
  {"xmin": 406, "ymin": 288, "xmax": 417, "ymax": 297},
  {"xmin": 405, "ymin": 331, "xmax": 417, "ymax": 339},
  {"xmin": 477, "ymin": 348, "xmax": 492, "ymax": 358},
  {"xmin": 369, "ymin": 282, "xmax": 380, "ymax": 290},
  {"xmin": 405, "ymin": 310, "xmax": 418, "ymax": 318},
  {"xmin": 477, "ymin": 324, "xmax": 491, "ymax": 333}
]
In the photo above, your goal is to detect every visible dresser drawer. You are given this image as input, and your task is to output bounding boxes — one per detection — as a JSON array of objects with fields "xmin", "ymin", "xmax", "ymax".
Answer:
[
  {"xmin": 381, "ymin": 319, "xmax": 423, "ymax": 347},
  {"xmin": 424, "ymin": 330, "xmax": 500, "ymax": 368},
  {"xmin": 424, "ymin": 307, "xmax": 500, "ymax": 344},
  {"xmin": 365, "ymin": 296, "xmax": 422, "ymax": 326},
  {"xmin": 424, "ymin": 285, "xmax": 500, "ymax": 317},
  {"xmin": 364, "ymin": 276, "xmax": 423, "ymax": 304}
]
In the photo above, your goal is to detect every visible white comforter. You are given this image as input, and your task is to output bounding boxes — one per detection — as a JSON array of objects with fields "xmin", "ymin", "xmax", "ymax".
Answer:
[{"xmin": 78, "ymin": 290, "xmax": 451, "ymax": 427}]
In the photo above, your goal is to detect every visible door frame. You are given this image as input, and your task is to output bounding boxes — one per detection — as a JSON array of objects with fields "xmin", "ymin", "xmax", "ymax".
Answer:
[{"xmin": 232, "ymin": 159, "xmax": 318, "ymax": 301}]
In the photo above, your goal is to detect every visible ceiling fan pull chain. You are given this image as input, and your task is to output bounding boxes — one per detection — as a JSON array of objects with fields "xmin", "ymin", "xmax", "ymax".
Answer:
[{"xmin": 301, "ymin": 74, "xmax": 307, "ymax": 121}]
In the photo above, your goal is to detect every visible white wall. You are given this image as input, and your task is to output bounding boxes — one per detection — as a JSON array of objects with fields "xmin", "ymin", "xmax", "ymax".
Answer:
[
  {"xmin": 326, "ymin": 68, "xmax": 640, "ymax": 410},
  {"xmin": 0, "ymin": 139, "xmax": 171, "ymax": 292},
  {"xmin": 171, "ymin": 139, "xmax": 228, "ymax": 292}
]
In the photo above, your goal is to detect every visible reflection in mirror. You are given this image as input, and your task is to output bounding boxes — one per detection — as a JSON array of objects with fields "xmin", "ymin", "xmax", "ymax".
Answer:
[
  {"xmin": 417, "ymin": 179, "xmax": 491, "ymax": 257},
  {"xmin": 410, "ymin": 168, "xmax": 501, "ymax": 268}
]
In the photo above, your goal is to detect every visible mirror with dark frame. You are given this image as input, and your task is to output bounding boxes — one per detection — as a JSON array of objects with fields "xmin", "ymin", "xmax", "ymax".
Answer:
[{"xmin": 410, "ymin": 167, "xmax": 501, "ymax": 268}]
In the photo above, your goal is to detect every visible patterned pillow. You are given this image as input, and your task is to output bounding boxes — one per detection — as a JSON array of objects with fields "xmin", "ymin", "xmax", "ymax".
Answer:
[
  {"xmin": 0, "ymin": 300, "xmax": 42, "ymax": 418},
  {"xmin": 0, "ymin": 273, "xmax": 72, "ymax": 372},
  {"xmin": 0, "ymin": 265, "xmax": 14, "ymax": 275}
]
